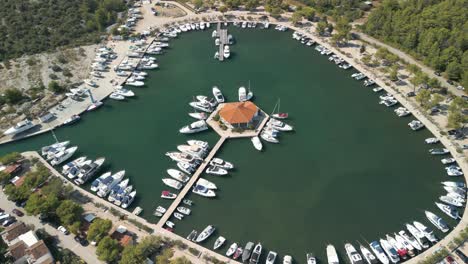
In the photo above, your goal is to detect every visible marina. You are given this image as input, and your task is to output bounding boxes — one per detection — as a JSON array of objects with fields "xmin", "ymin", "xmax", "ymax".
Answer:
[{"xmin": 0, "ymin": 22, "xmax": 466, "ymax": 263}]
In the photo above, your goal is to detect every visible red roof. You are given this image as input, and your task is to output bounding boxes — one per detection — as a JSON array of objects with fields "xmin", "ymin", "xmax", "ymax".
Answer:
[{"xmin": 219, "ymin": 102, "xmax": 258, "ymax": 124}]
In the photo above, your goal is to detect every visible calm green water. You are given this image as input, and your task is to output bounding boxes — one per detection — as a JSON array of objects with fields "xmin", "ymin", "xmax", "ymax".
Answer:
[{"xmin": 0, "ymin": 27, "xmax": 461, "ymax": 263}]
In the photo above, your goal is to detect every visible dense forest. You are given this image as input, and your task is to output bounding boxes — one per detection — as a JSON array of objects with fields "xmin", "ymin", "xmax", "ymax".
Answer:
[
  {"xmin": 363, "ymin": 0, "xmax": 468, "ymax": 86},
  {"xmin": 0, "ymin": 0, "xmax": 127, "ymax": 61},
  {"xmin": 296, "ymin": 0, "xmax": 370, "ymax": 21}
]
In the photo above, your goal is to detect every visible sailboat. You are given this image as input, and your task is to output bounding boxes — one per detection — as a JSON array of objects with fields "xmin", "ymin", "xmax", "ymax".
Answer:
[{"xmin": 271, "ymin": 98, "xmax": 288, "ymax": 119}]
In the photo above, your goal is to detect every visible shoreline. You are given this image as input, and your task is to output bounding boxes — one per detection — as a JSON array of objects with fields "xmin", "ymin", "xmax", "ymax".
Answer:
[{"xmin": 2, "ymin": 1, "xmax": 466, "ymax": 262}]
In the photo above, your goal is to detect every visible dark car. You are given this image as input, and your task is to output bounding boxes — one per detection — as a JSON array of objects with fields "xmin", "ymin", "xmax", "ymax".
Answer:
[
  {"xmin": 12, "ymin": 209, "xmax": 24, "ymax": 217},
  {"xmin": 434, "ymin": 71, "xmax": 441, "ymax": 76},
  {"xmin": 448, "ymin": 80, "xmax": 454, "ymax": 85},
  {"xmin": 74, "ymin": 236, "xmax": 89, "ymax": 247},
  {"xmin": 407, "ymin": 91, "xmax": 416, "ymax": 97},
  {"xmin": 14, "ymin": 200, "xmax": 26, "ymax": 208},
  {"xmin": 455, "ymin": 249, "xmax": 468, "ymax": 263}
]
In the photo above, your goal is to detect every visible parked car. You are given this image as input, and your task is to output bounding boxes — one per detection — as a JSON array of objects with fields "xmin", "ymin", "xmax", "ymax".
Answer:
[
  {"xmin": 2, "ymin": 217, "xmax": 16, "ymax": 227},
  {"xmin": 448, "ymin": 80, "xmax": 454, "ymax": 85},
  {"xmin": 57, "ymin": 226, "xmax": 69, "ymax": 235},
  {"xmin": 434, "ymin": 71, "xmax": 441, "ymax": 76},
  {"xmin": 407, "ymin": 91, "xmax": 416, "ymax": 97},
  {"xmin": 15, "ymin": 200, "xmax": 26, "ymax": 208},
  {"xmin": 74, "ymin": 236, "xmax": 89, "ymax": 247},
  {"xmin": 12, "ymin": 209, "xmax": 24, "ymax": 217},
  {"xmin": 455, "ymin": 249, "xmax": 468, "ymax": 263},
  {"xmin": 446, "ymin": 255, "xmax": 459, "ymax": 264}
]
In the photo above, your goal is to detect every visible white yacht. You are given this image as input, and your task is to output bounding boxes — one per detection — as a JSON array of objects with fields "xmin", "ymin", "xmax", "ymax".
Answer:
[
  {"xmin": 435, "ymin": 202, "xmax": 460, "ymax": 220},
  {"xmin": 177, "ymin": 161, "xmax": 196, "ymax": 174},
  {"xmin": 97, "ymin": 170, "xmax": 125, "ymax": 197},
  {"xmin": 441, "ymin": 158, "xmax": 456, "ymax": 164},
  {"xmin": 206, "ymin": 166, "xmax": 228, "ymax": 175},
  {"xmin": 121, "ymin": 190, "xmax": 136, "ymax": 209},
  {"xmin": 394, "ymin": 107, "xmax": 411, "ymax": 117},
  {"xmin": 42, "ymin": 141, "xmax": 70, "ymax": 156},
  {"xmin": 408, "ymin": 120, "xmax": 424, "ymax": 130},
  {"xmin": 209, "ymin": 158, "xmax": 233, "ymax": 169},
  {"xmin": 74, "ymin": 157, "xmax": 106, "ymax": 185},
  {"xmin": 188, "ymin": 140, "xmax": 209, "ymax": 149},
  {"xmin": 261, "ymin": 132, "xmax": 279, "ymax": 143},
  {"xmin": 90, "ymin": 172, "xmax": 112, "ymax": 192},
  {"xmin": 413, "ymin": 221, "xmax": 438, "ymax": 243},
  {"xmin": 177, "ymin": 144, "xmax": 207, "ymax": 158},
  {"xmin": 441, "ymin": 181, "xmax": 465, "ymax": 188},
  {"xmin": 179, "ymin": 120, "xmax": 208, "ymax": 134},
  {"xmin": 61, "ymin": 156, "xmax": 86, "ymax": 174},
  {"xmin": 189, "ymin": 101, "xmax": 213, "ymax": 112},
  {"xmin": 425, "ymin": 211, "xmax": 450, "ymax": 233},
  {"xmin": 251, "ymin": 136, "xmax": 263, "ymax": 151},
  {"xmin": 114, "ymin": 88, "xmax": 135, "ymax": 97},
  {"xmin": 213, "ymin": 236, "xmax": 225, "ymax": 250},
  {"xmin": 440, "ymin": 195, "xmax": 464, "ymax": 207},
  {"xmin": 197, "ymin": 178, "xmax": 217, "ymax": 189},
  {"xmin": 167, "ymin": 169, "xmax": 190, "ymax": 183},
  {"xmin": 162, "ymin": 178, "xmax": 183, "ymax": 190},
  {"xmin": 425, "ymin": 137, "xmax": 440, "ymax": 144},
  {"xmin": 196, "ymin": 225, "xmax": 215, "ymax": 243},
  {"xmin": 166, "ymin": 151, "xmax": 201, "ymax": 164},
  {"xmin": 359, "ymin": 245, "xmax": 378, "ymax": 264},
  {"xmin": 268, "ymin": 119, "xmax": 293, "ymax": 131},
  {"xmin": 239, "ymin": 86, "xmax": 247, "ymax": 101},
  {"xmin": 345, "ymin": 243, "xmax": 364, "ymax": 264},
  {"xmin": 429, "ymin": 148, "xmax": 449, "ymax": 155},
  {"xmin": 223, "ymin": 45, "xmax": 230, "ymax": 58},
  {"xmin": 212, "ymin": 86, "xmax": 225, "ymax": 103},
  {"xmin": 109, "ymin": 93, "xmax": 125, "ymax": 100},
  {"xmin": 226, "ymin": 243, "xmax": 238, "ymax": 257},
  {"xmin": 369, "ymin": 241, "xmax": 389, "ymax": 264},
  {"xmin": 4, "ymin": 119, "xmax": 35, "ymax": 136},
  {"xmin": 266, "ymin": 251, "xmax": 277, "ymax": 264},
  {"xmin": 326, "ymin": 245, "xmax": 339, "ymax": 264},
  {"xmin": 398, "ymin": 230, "xmax": 423, "ymax": 251},
  {"xmin": 188, "ymin": 112, "xmax": 208, "ymax": 120},
  {"xmin": 192, "ymin": 184, "xmax": 216, "ymax": 197},
  {"xmin": 406, "ymin": 223, "xmax": 429, "ymax": 248},
  {"xmin": 395, "ymin": 233, "xmax": 416, "ymax": 257},
  {"xmin": 125, "ymin": 78, "xmax": 144, "ymax": 86},
  {"xmin": 67, "ymin": 160, "xmax": 91, "ymax": 179},
  {"xmin": 51, "ymin": 146, "xmax": 78, "ymax": 166},
  {"xmin": 379, "ymin": 239, "xmax": 399, "ymax": 263}
]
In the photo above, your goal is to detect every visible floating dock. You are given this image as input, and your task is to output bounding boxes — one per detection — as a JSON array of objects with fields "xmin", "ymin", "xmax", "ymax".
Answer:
[{"xmin": 217, "ymin": 23, "xmax": 228, "ymax": 62}]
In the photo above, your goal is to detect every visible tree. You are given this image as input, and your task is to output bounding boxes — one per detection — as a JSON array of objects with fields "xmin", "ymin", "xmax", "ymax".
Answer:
[
  {"xmin": 193, "ymin": 0, "xmax": 203, "ymax": 9},
  {"xmin": 427, "ymin": 94, "xmax": 444, "ymax": 109},
  {"xmin": 389, "ymin": 65, "xmax": 399, "ymax": 81},
  {"xmin": 361, "ymin": 54, "xmax": 372, "ymax": 66},
  {"xmin": 427, "ymin": 77, "xmax": 441, "ymax": 90},
  {"xmin": 68, "ymin": 221, "xmax": 81, "ymax": 235},
  {"xmin": 245, "ymin": 0, "xmax": 260, "ymax": 11},
  {"xmin": 97, "ymin": 237, "xmax": 121, "ymax": 263},
  {"xmin": 0, "ymin": 152, "xmax": 22, "ymax": 165},
  {"xmin": 48, "ymin": 81, "xmax": 65, "ymax": 93},
  {"xmin": 290, "ymin": 11, "xmax": 302, "ymax": 25},
  {"xmin": 446, "ymin": 61, "xmax": 462, "ymax": 80},
  {"xmin": 87, "ymin": 218, "xmax": 112, "ymax": 243},
  {"xmin": 415, "ymin": 89, "xmax": 431, "ymax": 108},
  {"xmin": 171, "ymin": 257, "xmax": 192, "ymax": 264},
  {"xmin": 316, "ymin": 21, "xmax": 327, "ymax": 36},
  {"xmin": 56, "ymin": 200, "xmax": 83, "ymax": 226},
  {"xmin": 333, "ymin": 17, "xmax": 352, "ymax": 44},
  {"xmin": 0, "ymin": 171, "xmax": 11, "ymax": 185},
  {"xmin": 447, "ymin": 97, "xmax": 468, "ymax": 129},
  {"xmin": 300, "ymin": 7, "xmax": 315, "ymax": 21},
  {"xmin": 4, "ymin": 89, "xmax": 23, "ymax": 105},
  {"xmin": 119, "ymin": 245, "xmax": 145, "ymax": 264},
  {"xmin": 218, "ymin": 5, "xmax": 228, "ymax": 13}
]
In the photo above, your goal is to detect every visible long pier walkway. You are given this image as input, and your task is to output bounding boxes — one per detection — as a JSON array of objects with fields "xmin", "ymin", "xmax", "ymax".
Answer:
[
  {"xmin": 217, "ymin": 23, "xmax": 228, "ymax": 62},
  {"xmin": 157, "ymin": 136, "xmax": 227, "ymax": 228}
]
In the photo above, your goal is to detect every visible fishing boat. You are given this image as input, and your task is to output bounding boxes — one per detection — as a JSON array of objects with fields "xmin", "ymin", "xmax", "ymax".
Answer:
[
  {"xmin": 90, "ymin": 172, "xmax": 112, "ymax": 192},
  {"xmin": 266, "ymin": 251, "xmax": 277, "ymax": 264},
  {"xmin": 188, "ymin": 140, "xmax": 209, "ymax": 149},
  {"xmin": 3, "ymin": 119, "xmax": 36, "ymax": 136},
  {"xmin": 209, "ymin": 158, "xmax": 233, "ymax": 169},
  {"xmin": 226, "ymin": 243, "xmax": 238, "ymax": 257},
  {"xmin": 414, "ymin": 221, "xmax": 438, "ymax": 243},
  {"xmin": 441, "ymin": 158, "xmax": 456, "ymax": 164},
  {"xmin": 425, "ymin": 211, "xmax": 450, "ymax": 232},
  {"xmin": 345, "ymin": 243, "xmax": 364, "ymax": 264},
  {"xmin": 63, "ymin": 115, "xmax": 80, "ymax": 125},
  {"xmin": 233, "ymin": 247, "xmax": 243, "ymax": 260},
  {"xmin": 242, "ymin": 242, "xmax": 254, "ymax": 262},
  {"xmin": 196, "ymin": 225, "xmax": 215, "ymax": 243},
  {"xmin": 271, "ymin": 99, "xmax": 288, "ymax": 119},
  {"xmin": 179, "ymin": 120, "xmax": 208, "ymax": 134},
  {"xmin": 399, "ymin": 230, "xmax": 423, "ymax": 251},
  {"xmin": 161, "ymin": 190, "xmax": 177, "ymax": 199},
  {"xmin": 197, "ymin": 178, "xmax": 217, "ymax": 189},
  {"xmin": 249, "ymin": 243, "xmax": 262, "ymax": 264},
  {"xmin": 177, "ymin": 206, "xmax": 191, "ymax": 215},
  {"xmin": 429, "ymin": 148, "xmax": 449, "ymax": 155},
  {"xmin": 425, "ymin": 137, "xmax": 440, "ymax": 144},
  {"xmin": 42, "ymin": 141, "xmax": 70, "ymax": 156},
  {"xmin": 189, "ymin": 112, "xmax": 208, "ymax": 120},
  {"xmin": 326, "ymin": 244, "xmax": 339, "ymax": 264},
  {"xmin": 213, "ymin": 236, "xmax": 226, "ymax": 250},
  {"xmin": 51, "ymin": 146, "xmax": 78, "ymax": 166},
  {"xmin": 435, "ymin": 202, "xmax": 460, "ymax": 220},
  {"xmin": 167, "ymin": 169, "xmax": 190, "ymax": 183},
  {"xmin": 192, "ymin": 184, "xmax": 216, "ymax": 197},
  {"xmin": 379, "ymin": 239, "xmax": 400, "ymax": 263},
  {"xmin": 306, "ymin": 253, "xmax": 317, "ymax": 264},
  {"xmin": 162, "ymin": 178, "xmax": 183, "ymax": 190},
  {"xmin": 187, "ymin": 230, "xmax": 197, "ymax": 241},
  {"xmin": 251, "ymin": 136, "xmax": 263, "ymax": 151},
  {"xmin": 173, "ymin": 212, "xmax": 184, "ymax": 220},
  {"xmin": 359, "ymin": 245, "xmax": 378, "ymax": 264},
  {"xmin": 369, "ymin": 241, "xmax": 390, "ymax": 264},
  {"xmin": 206, "ymin": 166, "xmax": 228, "ymax": 175},
  {"xmin": 212, "ymin": 86, "xmax": 225, "ymax": 103}
]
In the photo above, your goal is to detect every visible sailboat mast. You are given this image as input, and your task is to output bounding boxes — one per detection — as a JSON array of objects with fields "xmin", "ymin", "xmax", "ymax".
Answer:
[{"xmin": 51, "ymin": 128, "xmax": 59, "ymax": 143}]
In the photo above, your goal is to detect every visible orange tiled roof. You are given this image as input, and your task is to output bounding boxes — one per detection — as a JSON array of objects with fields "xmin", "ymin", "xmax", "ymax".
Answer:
[{"xmin": 219, "ymin": 102, "xmax": 257, "ymax": 124}]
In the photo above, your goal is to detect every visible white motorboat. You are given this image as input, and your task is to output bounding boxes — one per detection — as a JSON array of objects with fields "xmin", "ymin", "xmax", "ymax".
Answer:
[
  {"xmin": 197, "ymin": 178, "xmax": 217, "ymax": 189},
  {"xmin": 174, "ymin": 212, "xmax": 184, "ymax": 220},
  {"xmin": 4, "ymin": 119, "xmax": 35, "ymax": 136},
  {"xmin": 189, "ymin": 112, "xmax": 208, "ymax": 120},
  {"xmin": 161, "ymin": 190, "xmax": 177, "ymax": 199},
  {"xmin": 212, "ymin": 86, "xmax": 225, "ymax": 103},
  {"xmin": 425, "ymin": 211, "xmax": 450, "ymax": 233},
  {"xmin": 268, "ymin": 119, "xmax": 293, "ymax": 131},
  {"xmin": 251, "ymin": 136, "xmax": 263, "ymax": 151},
  {"xmin": 429, "ymin": 148, "xmax": 449, "ymax": 155},
  {"xmin": 435, "ymin": 202, "xmax": 460, "ymax": 220},
  {"xmin": 394, "ymin": 107, "xmax": 411, "ymax": 117},
  {"xmin": 398, "ymin": 230, "xmax": 423, "ymax": 251},
  {"xmin": 188, "ymin": 140, "xmax": 209, "ymax": 149},
  {"xmin": 125, "ymin": 78, "xmax": 145, "ymax": 87},
  {"xmin": 386, "ymin": 234, "xmax": 409, "ymax": 260},
  {"xmin": 213, "ymin": 236, "xmax": 226, "ymax": 250},
  {"xmin": 359, "ymin": 245, "xmax": 378, "ymax": 264},
  {"xmin": 209, "ymin": 158, "xmax": 233, "ymax": 169},
  {"xmin": 167, "ymin": 169, "xmax": 190, "ymax": 183},
  {"xmin": 87, "ymin": 101, "xmax": 103, "ymax": 111},
  {"xmin": 97, "ymin": 170, "xmax": 125, "ymax": 197},
  {"xmin": 61, "ymin": 156, "xmax": 86, "ymax": 174},
  {"xmin": 439, "ymin": 195, "xmax": 464, "ymax": 207},
  {"xmin": 108, "ymin": 179, "xmax": 129, "ymax": 202},
  {"xmin": 206, "ymin": 166, "xmax": 228, "ymax": 175},
  {"xmin": 192, "ymin": 184, "xmax": 216, "ymax": 197},
  {"xmin": 74, "ymin": 157, "xmax": 106, "ymax": 185},
  {"xmin": 177, "ymin": 144, "xmax": 206, "ymax": 158},
  {"xmin": 223, "ymin": 45, "xmax": 230, "ymax": 59},
  {"xmin": 425, "ymin": 137, "xmax": 439, "ymax": 144},
  {"xmin": 109, "ymin": 92, "xmax": 125, "ymax": 100},
  {"xmin": 179, "ymin": 120, "xmax": 208, "ymax": 134},
  {"xmin": 51, "ymin": 146, "xmax": 78, "ymax": 166},
  {"xmin": 90, "ymin": 171, "xmax": 111, "ymax": 192},
  {"xmin": 345, "ymin": 243, "xmax": 364, "ymax": 264},
  {"xmin": 121, "ymin": 190, "xmax": 136, "ymax": 209},
  {"xmin": 62, "ymin": 115, "xmax": 80, "ymax": 125},
  {"xmin": 408, "ymin": 120, "xmax": 424, "ymax": 130},
  {"xmin": 165, "ymin": 221, "xmax": 175, "ymax": 228},
  {"xmin": 196, "ymin": 225, "xmax": 215, "ymax": 243},
  {"xmin": 306, "ymin": 253, "xmax": 317, "ymax": 264},
  {"xmin": 379, "ymin": 239, "xmax": 399, "ymax": 263},
  {"xmin": 162, "ymin": 178, "xmax": 183, "ymax": 190},
  {"xmin": 250, "ymin": 243, "xmax": 262, "ymax": 264},
  {"xmin": 177, "ymin": 206, "xmax": 191, "ymax": 215},
  {"xmin": 266, "ymin": 251, "xmax": 277, "ymax": 264},
  {"xmin": 373, "ymin": 87, "xmax": 383, "ymax": 92},
  {"xmin": 114, "ymin": 88, "xmax": 135, "ymax": 97},
  {"xmin": 443, "ymin": 186, "xmax": 465, "ymax": 196},
  {"xmin": 189, "ymin": 101, "xmax": 213, "ymax": 112},
  {"xmin": 441, "ymin": 158, "xmax": 456, "ymax": 164},
  {"xmin": 261, "ymin": 132, "xmax": 279, "ymax": 143},
  {"xmin": 66, "ymin": 160, "xmax": 91, "ymax": 179},
  {"xmin": 212, "ymin": 30, "xmax": 218, "ymax": 38},
  {"xmin": 239, "ymin": 86, "xmax": 247, "ymax": 102},
  {"xmin": 166, "ymin": 151, "xmax": 201, "ymax": 164},
  {"xmin": 369, "ymin": 241, "xmax": 390, "ymax": 264},
  {"xmin": 42, "ymin": 141, "xmax": 70, "ymax": 156},
  {"xmin": 226, "ymin": 243, "xmax": 238, "ymax": 257},
  {"xmin": 326, "ymin": 244, "xmax": 339, "ymax": 264},
  {"xmin": 441, "ymin": 181, "xmax": 465, "ymax": 188},
  {"xmin": 446, "ymin": 192, "xmax": 465, "ymax": 202},
  {"xmin": 447, "ymin": 167, "xmax": 464, "ymax": 177},
  {"xmin": 413, "ymin": 221, "xmax": 438, "ymax": 243},
  {"xmin": 46, "ymin": 146, "xmax": 66, "ymax": 160},
  {"xmin": 283, "ymin": 255, "xmax": 293, "ymax": 264}
]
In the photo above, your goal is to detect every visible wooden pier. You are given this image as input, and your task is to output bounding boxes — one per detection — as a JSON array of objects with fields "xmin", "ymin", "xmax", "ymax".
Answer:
[
  {"xmin": 157, "ymin": 136, "xmax": 227, "ymax": 228},
  {"xmin": 217, "ymin": 22, "xmax": 228, "ymax": 62}
]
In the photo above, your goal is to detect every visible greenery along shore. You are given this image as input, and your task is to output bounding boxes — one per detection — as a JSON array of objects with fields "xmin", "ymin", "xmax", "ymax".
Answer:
[
  {"xmin": 363, "ymin": 0, "xmax": 468, "ymax": 88},
  {"xmin": 0, "ymin": 0, "xmax": 127, "ymax": 61}
]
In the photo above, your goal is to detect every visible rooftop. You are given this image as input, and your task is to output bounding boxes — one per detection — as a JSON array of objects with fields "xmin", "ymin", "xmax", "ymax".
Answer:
[{"xmin": 219, "ymin": 101, "xmax": 258, "ymax": 124}]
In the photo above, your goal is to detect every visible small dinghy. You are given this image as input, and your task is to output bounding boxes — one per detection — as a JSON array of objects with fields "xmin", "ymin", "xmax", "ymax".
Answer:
[
  {"xmin": 183, "ymin": 199, "xmax": 193, "ymax": 206},
  {"xmin": 226, "ymin": 243, "xmax": 238, "ymax": 257},
  {"xmin": 187, "ymin": 230, "xmax": 198, "ymax": 241},
  {"xmin": 213, "ymin": 236, "xmax": 226, "ymax": 250},
  {"xmin": 233, "ymin": 247, "xmax": 243, "ymax": 260},
  {"xmin": 177, "ymin": 206, "xmax": 191, "ymax": 215},
  {"xmin": 174, "ymin": 212, "xmax": 184, "ymax": 220},
  {"xmin": 271, "ymin": 98, "xmax": 288, "ymax": 119},
  {"xmin": 161, "ymin": 191, "xmax": 177, "ymax": 199},
  {"xmin": 165, "ymin": 221, "xmax": 175, "ymax": 228}
]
